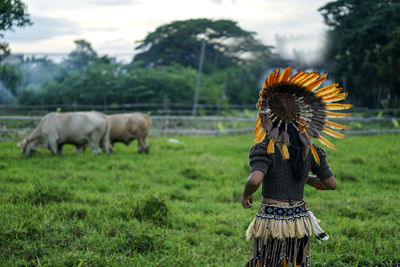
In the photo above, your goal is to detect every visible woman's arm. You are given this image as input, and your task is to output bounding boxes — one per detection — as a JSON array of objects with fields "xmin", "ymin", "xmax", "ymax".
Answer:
[
  {"xmin": 307, "ymin": 175, "xmax": 337, "ymax": 190},
  {"xmin": 242, "ymin": 170, "xmax": 264, "ymax": 208}
]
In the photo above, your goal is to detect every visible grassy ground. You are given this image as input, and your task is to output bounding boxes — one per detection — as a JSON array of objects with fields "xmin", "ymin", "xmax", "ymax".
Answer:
[{"xmin": 0, "ymin": 134, "xmax": 399, "ymax": 266}]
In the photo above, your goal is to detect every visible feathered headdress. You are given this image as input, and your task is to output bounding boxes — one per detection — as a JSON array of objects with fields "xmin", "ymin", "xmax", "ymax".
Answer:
[{"xmin": 254, "ymin": 67, "xmax": 353, "ymax": 165}]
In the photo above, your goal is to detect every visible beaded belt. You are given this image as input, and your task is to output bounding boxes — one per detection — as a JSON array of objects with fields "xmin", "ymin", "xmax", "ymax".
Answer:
[{"xmin": 256, "ymin": 201, "xmax": 308, "ymax": 220}]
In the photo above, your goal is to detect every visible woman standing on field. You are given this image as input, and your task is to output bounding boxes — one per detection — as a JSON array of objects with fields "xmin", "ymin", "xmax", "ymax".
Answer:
[{"xmin": 242, "ymin": 67, "xmax": 352, "ymax": 266}]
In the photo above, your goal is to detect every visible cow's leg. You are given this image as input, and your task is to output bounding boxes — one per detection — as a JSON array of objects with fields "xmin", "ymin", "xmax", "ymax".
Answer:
[
  {"xmin": 73, "ymin": 144, "xmax": 86, "ymax": 153},
  {"xmin": 48, "ymin": 138, "xmax": 58, "ymax": 155},
  {"xmin": 142, "ymin": 134, "xmax": 149, "ymax": 154},
  {"xmin": 89, "ymin": 131, "xmax": 102, "ymax": 154},
  {"xmin": 88, "ymin": 139, "xmax": 101, "ymax": 154},
  {"xmin": 101, "ymin": 139, "xmax": 111, "ymax": 154},
  {"xmin": 138, "ymin": 136, "xmax": 149, "ymax": 154},
  {"xmin": 137, "ymin": 138, "xmax": 144, "ymax": 154}
]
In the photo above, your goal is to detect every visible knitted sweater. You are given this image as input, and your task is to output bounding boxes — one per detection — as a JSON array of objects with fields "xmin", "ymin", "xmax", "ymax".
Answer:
[{"xmin": 249, "ymin": 140, "xmax": 334, "ymax": 201}]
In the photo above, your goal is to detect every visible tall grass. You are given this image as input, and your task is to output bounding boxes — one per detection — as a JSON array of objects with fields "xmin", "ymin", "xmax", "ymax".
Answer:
[{"xmin": 0, "ymin": 134, "xmax": 399, "ymax": 266}]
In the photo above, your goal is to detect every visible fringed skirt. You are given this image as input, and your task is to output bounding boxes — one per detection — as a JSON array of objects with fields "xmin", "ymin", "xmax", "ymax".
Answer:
[{"xmin": 245, "ymin": 201, "xmax": 328, "ymax": 267}]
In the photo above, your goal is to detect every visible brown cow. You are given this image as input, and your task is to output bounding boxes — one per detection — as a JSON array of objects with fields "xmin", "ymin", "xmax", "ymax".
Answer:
[
  {"xmin": 74, "ymin": 113, "xmax": 151, "ymax": 154},
  {"xmin": 107, "ymin": 113, "xmax": 151, "ymax": 153}
]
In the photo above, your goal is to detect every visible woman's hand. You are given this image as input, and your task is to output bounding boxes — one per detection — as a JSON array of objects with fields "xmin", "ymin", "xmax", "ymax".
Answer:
[
  {"xmin": 242, "ymin": 194, "xmax": 253, "ymax": 208},
  {"xmin": 241, "ymin": 171, "xmax": 264, "ymax": 209}
]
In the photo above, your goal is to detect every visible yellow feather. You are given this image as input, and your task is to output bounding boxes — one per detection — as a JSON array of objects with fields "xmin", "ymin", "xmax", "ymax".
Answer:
[
  {"xmin": 314, "ymin": 83, "xmax": 340, "ymax": 97},
  {"xmin": 298, "ymin": 72, "xmax": 319, "ymax": 87},
  {"xmin": 322, "ymin": 92, "xmax": 348, "ymax": 103},
  {"xmin": 325, "ymin": 120, "xmax": 351, "ymax": 129},
  {"xmin": 282, "ymin": 143, "xmax": 290, "ymax": 159},
  {"xmin": 298, "ymin": 119, "xmax": 306, "ymax": 131},
  {"xmin": 267, "ymin": 72, "xmax": 276, "ymax": 87},
  {"xmin": 262, "ymin": 77, "xmax": 269, "ymax": 90},
  {"xmin": 253, "ymin": 131, "xmax": 266, "ymax": 143},
  {"xmin": 317, "ymin": 136, "xmax": 337, "ymax": 150},
  {"xmin": 326, "ymin": 104, "xmax": 354, "ymax": 110},
  {"xmin": 256, "ymin": 115, "xmax": 262, "ymax": 126},
  {"xmin": 306, "ymin": 74, "xmax": 327, "ymax": 91},
  {"xmin": 273, "ymin": 68, "xmax": 281, "ymax": 84},
  {"xmin": 267, "ymin": 139, "xmax": 275, "ymax": 154},
  {"xmin": 279, "ymin": 67, "xmax": 292, "ymax": 82},
  {"xmin": 319, "ymin": 88, "xmax": 343, "ymax": 99},
  {"xmin": 310, "ymin": 144, "xmax": 320, "ymax": 165},
  {"xmin": 263, "ymin": 72, "xmax": 275, "ymax": 90},
  {"xmin": 323, "ymin": 127, "xmax": 346, "ymax": 138},
  {"xmin": 268, "ymin": 72, "xmax": 275, "ymax": 86},
  {"xmin": 288, "ymin": 71, "xmax": 304, "ymax": 83},
  {"xmin": 325, "ymin": 112, "xmax": 351, "ymax": 118},
  {"xmin": 253, "ymin": 125, "xmax": 263, "ymax": 136},
  {"xmin": 290, "ymin": 72, "xmax": 308, "ymax": 84}
]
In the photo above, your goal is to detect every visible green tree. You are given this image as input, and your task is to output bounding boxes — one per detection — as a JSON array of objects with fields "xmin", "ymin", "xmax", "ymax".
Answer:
[
  {"xmin": 0, "ymin": 0, "xmax": 32, "ymax": 61},
  {"xmin": 134, "ymin": 19, "xmax": 272, "ymax": 73},
  {"xmin": 17, "ymin": 57, "xmax": 61, "ymax": 105},
  {"xmin": 319, "ymin": 0, "xmax": 400, "ymax": 108},
  {"xmin": 0, "ymin": 63, "xmax": 22, "ymax": 95},
  {"xmin": 64, "ymin": 39, "xmax": 98, "ymax": 70}
]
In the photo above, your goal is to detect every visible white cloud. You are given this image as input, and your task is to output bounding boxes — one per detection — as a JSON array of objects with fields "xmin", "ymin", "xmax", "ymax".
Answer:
[{"xmin": 4, "ymin": 0, "xmax": 330, "ymax": 62}]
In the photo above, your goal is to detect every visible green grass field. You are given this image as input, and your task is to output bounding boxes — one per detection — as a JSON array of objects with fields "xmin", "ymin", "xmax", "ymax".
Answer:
[{"xmin": 1, "ymin": 134, "xmax": 399, "ymax": 266}]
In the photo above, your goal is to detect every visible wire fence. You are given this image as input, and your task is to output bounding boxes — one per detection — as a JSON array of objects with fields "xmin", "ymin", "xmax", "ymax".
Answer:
[
  {"xmin": 0, "ymin": 103, "xmax": 256, "ymax": 116},
  {"xmin": 2, "ymin": 103, "xmax": 399, "ymax": 116},
  {"xmin": 1, "ymin": 112, "xmax": 400, "ymax": 141}
]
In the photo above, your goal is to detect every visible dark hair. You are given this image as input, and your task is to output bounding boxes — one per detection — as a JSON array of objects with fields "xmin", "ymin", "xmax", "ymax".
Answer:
[{"xmin": 287, "ymin": 124, "xmax": 305, "ymax": 181}]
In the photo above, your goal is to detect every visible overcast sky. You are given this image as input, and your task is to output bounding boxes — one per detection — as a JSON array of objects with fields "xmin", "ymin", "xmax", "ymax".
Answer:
[{"xmin": 3, "ymin": 0, "xmax": 331, "ymax": 62}]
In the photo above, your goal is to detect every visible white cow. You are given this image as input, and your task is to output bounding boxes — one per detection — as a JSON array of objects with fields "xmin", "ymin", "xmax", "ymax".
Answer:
[{"xmin": 19, "ymin": 112, "xmax": 111, "ymax": 156}]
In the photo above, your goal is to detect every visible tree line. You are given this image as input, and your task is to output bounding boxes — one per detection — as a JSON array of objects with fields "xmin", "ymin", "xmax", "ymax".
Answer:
[{"xmin": 0, "ymin": 0, "xmax": 399, "ymax": 109}]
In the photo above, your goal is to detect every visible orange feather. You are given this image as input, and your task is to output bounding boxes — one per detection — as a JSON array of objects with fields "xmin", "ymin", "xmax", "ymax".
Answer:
[
  {"xmin": 319, "ymin": 88, "xmax": 343, "ymax": 99},
  {"xmin": 317, "ymin": 136, "xmax": 337, "ymax": 150},
  {"xmin": 253, "ymin": 131, "xmax": 266, "ymax": 143},
  {"xmin": 253, "ymin": 125, "xmax": 263, "ymax": 136},
  {"xmin": 298, "ymin": 119, "xmax": 307, "ymax": 131},
  {"xmin": 325, "ymin": 112, "xmax": 351, "ymax": 118},
  {"xmin": 298, "ymin": 72, "xmax": 319, "ymax": 87},
  {"xmin": 310, "ymin": 144, "xmax": 320, "ymax": 165},
  {"xmin": 322, "ymin": 127, "xmax": 346, "ymax": 139},
  {"xmin": 282, "ymin": 143, "xmax": 290, "ymax": 159},
  {"xmin": 326, "ymin": 104, "xmax": 353, "ymax": 110},
  {"xmin": 256, "ymin": 115, "xmax": 262, "ymax": 126},
  {"xmin": 262, "ymin": 76, "xmax": 269, "ymax": 90},
  {"xmin": 323, "ymin": 92, "xmax": 348, "ymax": 103},
  {"xmin": 279, "ymin": 67, "xmax": 292, "ymax": 82},
  {"xmin": 273, "ymin": 68, "xmax": 281, "ymax": 84},
  {"xmin": 315, "ymin": 84, "xmax": 340, "ymax": 97},
  {"xmin": 267, "ymin": 72, "xmax": 275, "ymax": 86},
  {"xmin": 288, "ymin": 71, "xmax": 304, "ymax": 83},
  {"xmin": 267, "ymin": 72, "xmax": 276, "ymax": 87},
  {"xmin": 325, "ymin": 120, "xmax": 351, "ymax": 129},
  {"xmin": 290, "ymin": 72, "xmax": 308, "ymax": 84},
  {"xmin": 267, "ymin": 139, "xmax": 275, "ymax": 154},
  {"xmin": 295, "ymin": 72, "xmax": 312, "ymax": 84},
  {"xmin": 306, "ymin": 74, "xmax": 327, "ymax": 91}
]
